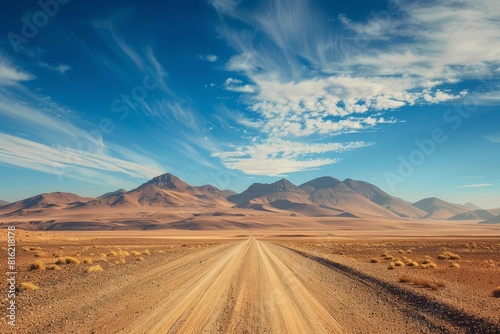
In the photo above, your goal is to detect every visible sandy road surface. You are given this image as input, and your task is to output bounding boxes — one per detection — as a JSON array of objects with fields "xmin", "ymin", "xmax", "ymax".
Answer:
[{"xmin": 4, "ymin": 236, "xmax": 498, "ymax": 333}]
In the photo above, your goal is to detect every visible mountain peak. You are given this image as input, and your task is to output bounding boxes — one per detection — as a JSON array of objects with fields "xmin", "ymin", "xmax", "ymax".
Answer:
[
  {"xmin": 143, "ymin": 173, "xmax": 190, "ymax": 190},
  {"xmin": 300, "ymin": 176, "xmax": 341, "ymax": 191}
]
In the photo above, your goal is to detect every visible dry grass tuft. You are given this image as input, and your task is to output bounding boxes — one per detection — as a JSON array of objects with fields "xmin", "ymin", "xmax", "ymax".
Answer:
[
  {"xmin": 46, "ymin": 264, "xmax": 62, "ymax": 271},
  {"xmin": 394, "ymin": 260, "xmax": 405, "ymax": 267},
  {"xmin": 108, "ymin": 250, "xmax": 118, "ymax": 257},
  {"xmin": 117, "ymin": 250, "xmax": 130, "ymax": 257},
  {"xmin": 22, "ymin": 246, "xmax": 30, "ymax": 251},
  {"xmin": 387, "ymin": 262, "xmax": 395, "ymax": 270},
  {"xmin": 407, "ymin": 261, "xmax": 419, "ymax": 267},
  {"xmin": 370, "ymin": 258, "xmax": 380, "ymax": 263},
  {"xmin": 136, "ymin": 256, "xmax": 144, "ymax": 261},
  {"xmin": 437, "ymin": 251, "xmax": 460, "ymax": 260},
  {"xmin": 34, "ymin": 251, "xmax": 47, "ymax": 257},
  {"xmin": 83, "ymin": 258, "xmax": 93, "ymax": 264},
  {"xmin": 449, "ymin": 262, "xmax": 460, "ymax": 269},
  {"xmin": 157, "ymin": 250, "xmax": 165, "ymax": 254},
  {"xmin": 492, "ymin": 287, "xmax": 500, "ymax": 298},
  {"xmin": 18, "ymin": 282, "xmax": 39, "ymax": 291},
  {"xmin": 86, "ymin": 265, "xmax": 104, "ymax": 273},
  {"xmin": 143, "ymin": 249, "xmax": 151, "ymax": 256},
  {"xmin": 115, "ymin": 258, "xmax": 126, "ymax": 265},
  {"xmin": 29, "ymin": 260, "xmax": 46, "ymax": 271},
  {"xmin": 131, "ymin": 251, "xmax": 141, "ymax": 256},
  {"xmin": 55, "ymin": 256, "xmax": 80, "ymax": 265},
  {"xmin": 398, "ymin": 275, "xmax": 444, "ymax": 290}
]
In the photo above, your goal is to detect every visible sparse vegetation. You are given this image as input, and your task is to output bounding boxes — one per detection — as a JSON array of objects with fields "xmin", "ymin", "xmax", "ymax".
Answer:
[
  {"xmin": 115, "ymin": 258, "xmax": 126, "ymax": 265},
  {"xmin": 398, "ymin": 275, "xmax": 445, "ymax": 290},
  {"xmin": 29, "ymin": 260, "xmax": 46, "ymax": 271},
  {"xmin": 108, "ymin": 250, "xmax": 118, "ymax": 256},
  {"xmin": 86, "ymin": 265, "xmax": 104, "ymax": 273},
  {"xmin": 449, "ymin": 262, "xmax": 460, "ymax": 269},
  {"xmin": 394, "ymin": 260, "xmax": 405, "ymax": 267},
  {"xmin": 407, "ymin": 261, "xmax": 419, "ymax": 267},
  {"xmin": 437, "ymin": 251, "xmax": 461, "ymax": 260},
  {"xmin": 46, "ymin": 264, "xmax": 62, "ymax": 271},
  {"xmin": 34, "ymin": 251, "xmax": 47, "ymax": 257},
  {"xmin": 387, "ymin": 262, "xmax": 395, "ymax": 270},
  {"xmin": 136, "ymin": 256, "xmax": 144, "ymax": 261},
  {"xmin": 143, "ymin": 249, "xmax": 151, "ymax": 256},
  {"xmin": 18, "ymin": 282, "xmax": 39, "ymax": 291},
  {"xmin": 131, "ymin": 250, "xmax": 141, "ymax": 256},
  {"xmin": 83, "ymin": 258, "xmax": 93, "ymax": 264},
  {"xmin": 370, "ymin": 258, "xmax": 380, "ymax": 263},
  {"xmin": 56, "ymin": 256, "xmax": 80, "ymax": 265}
]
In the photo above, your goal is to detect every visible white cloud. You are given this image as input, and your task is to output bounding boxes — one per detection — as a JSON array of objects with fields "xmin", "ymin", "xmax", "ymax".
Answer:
[
  {"xmin": 224, "ymin": 77, "xmax": 256, "ymax": 93},
  {"xmin": 55, "ymin": 64, "xmax": 71, "ymax": 74},
  {"xmin": 0, "ymin": 58, "xmax": 33, "ymax": 85},
  {"xmin": 458, "ymin": 183, "xmax": 492, "ymax": 188},
  {"xmin": 212, "ymin": 139, "xmax": 372, "ymax": 175},
  {"xmin": 208, "ymin": 0, "xmax": 500, "ymax": 175},
  {"xmin": 207, "ymin": 54, "xmax": 218, "ymax": 62}
]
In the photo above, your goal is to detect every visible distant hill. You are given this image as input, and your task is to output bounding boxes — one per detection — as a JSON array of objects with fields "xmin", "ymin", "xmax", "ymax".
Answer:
[
  {"xmin": 79, "ymin": 173, "xmax": 231, "ymax": 209},
  {"xmin": 412, "ymin": 197, "xmax": 469, "ymax": 219},
  {"xmin": 0, "ymin": 200, "xmax": 9, "ymax": 207},
  {"xmin": 448, "ymin": 209, "xmax": 496, "ymax": 221},
  {"xmin": 0, "ymin": 173, "xmax": 485, "ymax": 226},
  {"xmin": 0, "ymin": 192, "xmax": 92, "ymax": 216},
  {"xmin": 479, "ymin": 214, "xmax": 500, "ymax": 224},
  {"xmin": 463, "ymin": 202, "xmax": 482, "ymax": 210}
]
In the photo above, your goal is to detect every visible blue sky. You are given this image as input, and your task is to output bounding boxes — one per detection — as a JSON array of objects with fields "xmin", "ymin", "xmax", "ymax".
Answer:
[{"xmin": 0, "ymin": 0, "xmax": 499, "ymax": 208}]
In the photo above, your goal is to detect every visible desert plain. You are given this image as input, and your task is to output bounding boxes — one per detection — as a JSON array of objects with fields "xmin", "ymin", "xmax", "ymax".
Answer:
[{"xmin": 0, "ymin": 219, "xmax": 499, "ymax": 334}]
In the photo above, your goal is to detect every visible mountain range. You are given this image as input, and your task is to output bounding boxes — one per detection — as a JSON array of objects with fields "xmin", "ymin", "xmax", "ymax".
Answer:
[{"xmin": 0, "ymin": 173, "xmax": 498, "ymax": 229}]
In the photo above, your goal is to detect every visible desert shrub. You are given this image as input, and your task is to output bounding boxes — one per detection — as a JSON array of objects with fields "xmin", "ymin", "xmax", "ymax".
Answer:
[
  {"xmin": 143, "ymin": 250, "xmax": 151, "ymax": 256},
  {"xmin": 387, "ymin": 262, "xmax": 395, "ymax": 270},
  {"xmin": 29, "ymin": 260, "xmax": 46, "ymax": 271},
  {"xmin": 34, "ymin": 251, "xmax": 47, "ymax": 257},
  {"xmin": 438, "ymin": 251, "xmax": 460, "ymax": 260},
  {"xmin": 157, "ymin": 250, "xmax": 165, "ymax": 254},
  {"xmin": 407, "ymin": 261, "xmax": 419, "ymax": 267},
  {"xmin": 46, "ymin": 264, "xmax": 62, "ymax": 271},
  {"xmin": 83, "ymin": 258, "xmax": 93, "ymax": 264},
  {"xmin": 492, "ymin": 287, "xmax": 500, "ymax": 298},
  {"xmin": 108, "ymin": 250, "xmax": 118, "ymax": 256},
  {"xmin": 55, "ymin": 256, "xmax": 80, "ymax": 265},
  {"xmin": 86, "ymin": 265, "xmax": 104, "ymax": 273},
  {"xmin": 100, "ymin": 253, "xmax": 107, "ymax": 257},
  {"xmin": 136, "ymin": 257, "xmax": 144, "ymax": 261},
  {"xmin": 399, "ymin": 275, "xmax": 444, "ymax": 290},
  {"xmin": 449, "ymin": 262, "xmax": 460, "ymax": 269},
  {"xmin": 22, "ymin": 246, "xmax": 30, "ymax": 251},
  {"xmin": 131, "ymin": 251, "xmax": 141, "ymax": 256},
  {"xmin": 18, "ymin": 283, "xmax": 39, "ymax": 291},
  {"xmin": 115, "ymin": 258, "xmax": 126, "ymax": 265},
  {"xmin": 394, "ymin": 260, "xmax": 405, "ymax": 267},
  {"xmin": 117, "ymin": 250, "xmax": 130, "ymax": 257},
  {"xmin": 407, "ymin": 250, "xmax": 412, "ymax": 254},
  {"xmin": 370, "ymin": 258, "xmax": 380, "ymax": 263}
]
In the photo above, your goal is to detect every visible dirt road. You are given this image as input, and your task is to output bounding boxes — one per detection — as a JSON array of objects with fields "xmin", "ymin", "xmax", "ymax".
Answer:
[{"xmin": 4, "ymin": 236, "xmax": 499, "ymax": 333}]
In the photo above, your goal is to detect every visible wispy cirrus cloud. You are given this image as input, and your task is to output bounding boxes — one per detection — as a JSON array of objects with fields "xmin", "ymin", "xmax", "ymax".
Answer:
[
  {"xmin": 485, "ymin": 135, "xmax": 500, "ymax": 143},
  {"xmin": 0, "ymin": 57, "xmax": 33, "ymax": 85},
  {"xmin": 0, "ymin": 133, "xmax": 164, "ymax": 185},
  {"xmin": 458, "ymin": 184, "xmax": 492, "ymax": 188}
]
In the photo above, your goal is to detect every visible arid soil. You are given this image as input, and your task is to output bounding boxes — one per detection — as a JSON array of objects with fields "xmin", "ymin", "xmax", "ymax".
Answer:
[{"xmin": 0, "ymin": 230, "xmax": 499, "ymax": 333}]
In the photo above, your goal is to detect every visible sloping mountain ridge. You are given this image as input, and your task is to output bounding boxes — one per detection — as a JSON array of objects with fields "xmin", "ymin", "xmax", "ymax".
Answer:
[{"xmin": 413, "ymin": 197, "xmax": 470, "ymax": 219}]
